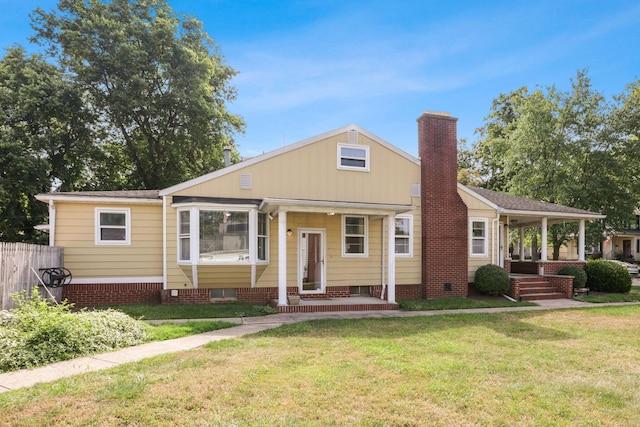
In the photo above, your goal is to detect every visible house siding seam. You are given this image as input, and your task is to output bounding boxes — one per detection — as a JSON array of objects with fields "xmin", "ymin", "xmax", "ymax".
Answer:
[{"xmin": 418, "ymin": 112, "xmax": 469, "ymax": 298}]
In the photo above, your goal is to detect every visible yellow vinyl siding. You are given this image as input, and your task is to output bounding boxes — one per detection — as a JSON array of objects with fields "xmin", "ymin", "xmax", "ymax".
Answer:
[
  {"xmin": 171, "ymin": 132, "xmax": 420, "ymax": 206},
  {"xmin": 395, "ymin": 212, "xmax": 422, "ymax": 285},
  {"xmin": 165, "ymin": 130, "xmax": 423, "ymax": 290},
  {"xmin": 165, "ymin": 209, "xmax": 422, "ymax": 289},
  {"xmin": 54, "ymin": 202, "xmax": 162, "ymax": 279},
  {"xmin": 458, "ymin": 189, "xmax": 497, "ymax": 282}
]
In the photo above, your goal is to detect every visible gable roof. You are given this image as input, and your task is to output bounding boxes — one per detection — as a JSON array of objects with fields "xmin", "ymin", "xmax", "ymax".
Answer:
[
  {"xmin": 159, "ymin": 124, "xmax": 420, "ymax": 196},
  {"xmin": 460, "ymin": 185, "xmax": 604, "ymax": 219}
]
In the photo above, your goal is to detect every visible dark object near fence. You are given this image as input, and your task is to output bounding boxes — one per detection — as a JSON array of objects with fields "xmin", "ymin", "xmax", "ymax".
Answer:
[{"xmin": 39, "ymin": 267, "xmax": 72, "ymax": 288}]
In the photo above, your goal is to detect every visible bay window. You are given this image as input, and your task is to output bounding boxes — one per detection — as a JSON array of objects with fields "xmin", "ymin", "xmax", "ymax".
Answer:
[{"xmin": 177, "ymin": 206, "xmax": 269, "ymax": 264}]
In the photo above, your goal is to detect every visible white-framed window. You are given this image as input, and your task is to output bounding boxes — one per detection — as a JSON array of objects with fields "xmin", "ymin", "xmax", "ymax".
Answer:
[
  {"xmin": 199, "ymin": 210, "xmax": 249, "ymax": 263},
  {"xmin": 177, "ymin": 206, "xmax": 268, "ymax": 265},
  {"xmin": 257, "ymin": 212, "xmax": 269, "ymax": 262},
  {"xmin": 470, "ymin": 218, "xmax": 488, "ymax": 256},
  {"xmin": 343, "ymin": 215, "xmax": 368, "ymax": 257},
  {"xmin": 337, "ymin": 143, "xmax": 370, "ymax": 171},
  {"xmin": 178, "ymin": 210, "xmax": 191, "ymax": 261},
  {"xmin": 395, "ymin": 215, "xmax": 413, "ymax": 257},
  {"xmin": 95, "ymin": 208, "xmax": 130, "ymax": 245}
]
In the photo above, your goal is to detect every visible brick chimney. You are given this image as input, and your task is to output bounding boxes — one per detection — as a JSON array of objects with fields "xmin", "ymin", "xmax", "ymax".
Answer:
[{"xmin": 418, "ymin": 111, "xmax": 468, "ymax": 298}]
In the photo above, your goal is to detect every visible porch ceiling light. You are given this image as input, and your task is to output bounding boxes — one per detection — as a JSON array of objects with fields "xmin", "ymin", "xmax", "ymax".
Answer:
[{"xmin": 287, "ymin": 229, "xmax": 293, "ymax": 236}]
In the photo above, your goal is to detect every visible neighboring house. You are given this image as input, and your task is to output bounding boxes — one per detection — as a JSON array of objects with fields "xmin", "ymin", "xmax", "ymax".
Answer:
[
  {"xmin": 602, "ymin": 213, "xmax": 640, "ymax": 261},
  {"xmin": 36, "ymin": 112, "xmax": 604, "ymax": 309}
]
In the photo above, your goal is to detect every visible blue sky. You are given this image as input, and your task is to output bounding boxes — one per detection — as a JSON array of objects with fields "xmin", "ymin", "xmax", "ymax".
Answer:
[{"xmin": 1, "ymin": 1, "xmax": 639, "ymax": 157}]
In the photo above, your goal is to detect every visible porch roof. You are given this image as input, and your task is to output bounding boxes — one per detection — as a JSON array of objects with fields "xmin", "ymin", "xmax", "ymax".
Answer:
[
  {"xmin": 460, "ymin": 185, "xmax": 605, "ymax": 226},
  {"xmin": 260, "ymin": 198, "xmax": 416, "ymax": 216}
]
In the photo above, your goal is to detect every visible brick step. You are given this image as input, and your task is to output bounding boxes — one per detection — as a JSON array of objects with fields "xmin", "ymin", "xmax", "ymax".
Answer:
[
  {"xmin": 518, "ymin": 281, "xmax": 552, "ymax": 288},
  {"xmin": 519, "ymin": 292, "xmax": 567, "ymax": 301},
  {"xmin": 520, "ymin": 286, "xmax": 558, "ymax": 294}
]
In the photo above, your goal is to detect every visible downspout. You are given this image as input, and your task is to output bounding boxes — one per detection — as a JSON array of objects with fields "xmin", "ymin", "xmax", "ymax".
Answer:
[
  {"xmin": 48, "ymin": 200, "xmax": 56, "ymax": 247},
  {"xmin": 162, "ymin": 195, "xmax": 167, "ymax": 290},
  {"xmin": 381, "ymin": 217, "xmax": 386, "ymax": 300}
]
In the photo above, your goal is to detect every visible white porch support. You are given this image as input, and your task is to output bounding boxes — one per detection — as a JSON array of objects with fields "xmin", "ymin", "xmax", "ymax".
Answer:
[
  {"xmin": 541, "ymin": 217, "xmax": 548, "ymax": 261},
  {"xmin": 578, "ymin": 219, "xmax": 586, "ymax": 262},
  {"xmin": 278, "ymin": 210, "xmax": 288, "ymax": 306},
  {"xmin": 519, "ymin": 226, "xmax": 526, "ymax": 260},
  {"xmin": 386, "ymin": 214, "xmax": 396, "ymax": 304}
]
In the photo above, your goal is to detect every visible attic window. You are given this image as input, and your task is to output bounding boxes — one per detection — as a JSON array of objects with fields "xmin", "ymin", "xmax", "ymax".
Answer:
[{"xmin": 337, "ymin": 143, "xmax": 369, "ymax": 172}]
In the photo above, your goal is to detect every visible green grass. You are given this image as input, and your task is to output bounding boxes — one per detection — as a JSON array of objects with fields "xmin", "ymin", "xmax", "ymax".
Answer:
[
  {"xmin": 94, "ymin": 302, "xmax": 277, "ymax": 320},
  {"xmin": 576, "ymin": 285, "xmax": 640, "ymax": 303},
  {"xmin": 143, "ymin": 321, "xmax": 236, "ymax": 341},
  {"xmin": 399, "ymin": 296, "xmax": 537, "ymax": 310},
  {"xmin": 2, "ymin": 306, "xmax": 640, "ymax": 426}
]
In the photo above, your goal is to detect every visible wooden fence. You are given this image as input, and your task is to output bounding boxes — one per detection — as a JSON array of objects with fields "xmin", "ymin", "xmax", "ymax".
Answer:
[{"xmin": 0, "ymin": 242, "xmax": 64, "ymax": 310}]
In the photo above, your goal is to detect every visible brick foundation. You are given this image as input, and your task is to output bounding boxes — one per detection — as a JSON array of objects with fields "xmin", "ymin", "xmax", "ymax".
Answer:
[{"xmin": 62, "ymin": 282, "xmax": 162, "ymax": 307}]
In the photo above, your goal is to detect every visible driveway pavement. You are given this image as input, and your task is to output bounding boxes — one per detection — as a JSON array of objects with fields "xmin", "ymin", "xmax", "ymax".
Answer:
[{"xmin": 0, "ymin": 298, "xmax": 637, "ymax": 394}]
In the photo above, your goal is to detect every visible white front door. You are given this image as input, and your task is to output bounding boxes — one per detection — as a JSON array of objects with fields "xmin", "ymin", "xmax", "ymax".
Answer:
[{"xmin": 298, "ymin": 229, "xmax": 326, "ymax": 294}]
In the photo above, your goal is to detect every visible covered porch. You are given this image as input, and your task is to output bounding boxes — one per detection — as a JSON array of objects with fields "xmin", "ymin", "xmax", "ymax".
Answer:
[
  {"xmin": 464, "ymin": 186, "xmax": 605, "ymax": 301},
  {"xmin": 259, "ymin": 198, "xmax": 415, "ymax": 311}
]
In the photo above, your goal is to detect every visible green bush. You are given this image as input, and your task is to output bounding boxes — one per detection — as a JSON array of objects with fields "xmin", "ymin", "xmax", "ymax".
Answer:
[
  {"xmin": 0, "ymin": 292, "xmax": 147, "ymax": 373},
  {"xmin": 584, "ymin": 259, "xmax": 632, "ymax": 293},
  {"xmin": 557, "ymin": 266, "xmax": 588, "ymax": 289},
  {"xmin": 473, "ymin": 264, "xmax": 510, "ymax": 296}
]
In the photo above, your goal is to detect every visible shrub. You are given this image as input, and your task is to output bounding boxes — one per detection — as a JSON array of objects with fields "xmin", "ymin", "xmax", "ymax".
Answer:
[
  {"xmin": 584, "ymin": 259, "xmax": 632, "ymax": 293},
  {"xmin": 0, "ymin": 292, "xmax": 147, "ymax": 373},
  {"xmin": 588, "ymin": 252, "xmax": 602, "ymax": 260},
  {"xmin": 557, "ymin": 266, "xmax": 587, "ymax": 289},
  {"xmin": 473, "ymin": 264, "xmax": 510, "ymax": 296}
]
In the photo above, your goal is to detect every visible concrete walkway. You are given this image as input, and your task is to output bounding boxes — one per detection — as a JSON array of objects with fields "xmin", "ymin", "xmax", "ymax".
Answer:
[{"xmin": 0, "ymin": 298, "xmax": 637, "ymax": 394}]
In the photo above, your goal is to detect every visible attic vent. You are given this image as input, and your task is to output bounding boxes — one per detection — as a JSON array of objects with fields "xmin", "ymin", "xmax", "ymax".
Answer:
[
  {"xmin": 240, "ymin": 173, "xmax": 252, "ymax": 189},
  {"xmin": 348, "ymin": 130, "xmax": 359, "ymax": 144},
  {"xmin": 410, "ymin": 183, "xmax": 420, "ymax": 198}
]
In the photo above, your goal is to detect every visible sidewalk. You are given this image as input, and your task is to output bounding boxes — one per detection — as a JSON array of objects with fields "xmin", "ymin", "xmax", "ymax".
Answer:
[{"xmin": 0, "ymin": 298, "xmax": 634, "ymax": 394}]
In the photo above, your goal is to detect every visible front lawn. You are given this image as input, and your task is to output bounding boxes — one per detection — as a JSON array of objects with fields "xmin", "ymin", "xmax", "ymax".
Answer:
[
  {"xmin": 95, "ymin": 302, "xmax": 277, "ymax": 320},
  {"xmin": 399, "ymin": 296, "xmax": 537, "ymax": 310},
  {"xmin": 2, "ymin": 306, "xmax": 639, "ymax": 426},
  {"xmin": 575, "ymin": 285, "xmax": 640, "ymax": 303}
]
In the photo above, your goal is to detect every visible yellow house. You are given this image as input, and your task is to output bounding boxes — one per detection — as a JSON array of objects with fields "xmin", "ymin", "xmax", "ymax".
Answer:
[
  {"xmin": 601, "ymin": 213, "xmax": 640, "ymax": 261},
  {"xmin": 36, "ymin": 112, "xmax": 604, "ymax": 308}
]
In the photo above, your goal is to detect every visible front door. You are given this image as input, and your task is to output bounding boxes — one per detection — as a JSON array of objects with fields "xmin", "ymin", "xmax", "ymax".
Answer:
[
  {"xmin": 623, "ymin": 240, "xmax": 632, "ymax": 259},
  {"xmin": 298, "ymin": 229, "xmax": 325, "ymax": 293}
]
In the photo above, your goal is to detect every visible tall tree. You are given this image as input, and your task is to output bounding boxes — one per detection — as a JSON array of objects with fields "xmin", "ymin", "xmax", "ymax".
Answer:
[
  {"xmin": 471, "ymin": 71, "xmax": 638, "ymax": 256},
  {"xmin": 31, "ymin": 0, "xmax": 245, "ymax": 189},
  {"xmin": 611, "ymin": 79, "xmax": 640, "ymax": 210},
  {"xmin": 0, "ymin": 47, "xmax": 96, "ymax": 242}
]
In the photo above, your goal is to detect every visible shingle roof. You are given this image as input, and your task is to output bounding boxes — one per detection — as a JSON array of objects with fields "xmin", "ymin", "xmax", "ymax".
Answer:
[{"xmin": 465, "ymin": 186, "xmax": 602, "ymax": 216}]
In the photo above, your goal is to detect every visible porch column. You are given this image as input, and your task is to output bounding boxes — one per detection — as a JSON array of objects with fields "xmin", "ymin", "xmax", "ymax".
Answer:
[
  {"xmin": 278, "ymin": 210, "xmax": 288, "ymax": 305},
  {"xmin": 578, "ymin": 219, "xmax": 586, "ymax": 261},
  {"xmin": 519, "ymin": 227, "xmax": 526, "ymax": 260},
  {"xmin": 540, "ymin": 217, "xmax": 548, "ymax": 262},
  {"xmin": 387, "ymin": 214, "xmax": 396, "ymax": 304}
]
